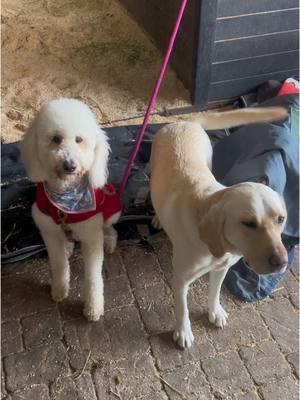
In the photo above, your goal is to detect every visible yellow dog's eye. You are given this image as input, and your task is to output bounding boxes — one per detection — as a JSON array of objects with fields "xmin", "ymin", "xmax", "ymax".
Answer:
[
  {"xmin": 242, "ymin": 221, "xmax": 257, "ymax": 229},
  {"xmin": 277, "ymin": 216, "xmax": 285, "ymax": 224},
  {"xmin": 52, "ymin": 134, "xmax": 62, "ymax": 144},
  {"xmin": 75, "ymin": 136, "xmax": 83, "ymax": 143}
]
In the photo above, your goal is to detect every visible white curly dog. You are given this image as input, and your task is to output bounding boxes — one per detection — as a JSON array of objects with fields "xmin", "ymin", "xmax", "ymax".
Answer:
[{"xmin": 21, "ymin": 98, "xmax": 121, "ymax": 321}]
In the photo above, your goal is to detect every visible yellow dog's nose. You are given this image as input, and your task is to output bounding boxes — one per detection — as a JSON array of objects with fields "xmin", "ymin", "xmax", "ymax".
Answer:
[{"xmin": 268, "ymin": 252, "xmax": 288, "ymax": 270}]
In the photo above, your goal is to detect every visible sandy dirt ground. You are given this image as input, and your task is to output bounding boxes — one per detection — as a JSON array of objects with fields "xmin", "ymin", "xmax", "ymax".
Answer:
[{"xmin": 2, "ymin": 0, "xmax": 191, "ymax": 143}]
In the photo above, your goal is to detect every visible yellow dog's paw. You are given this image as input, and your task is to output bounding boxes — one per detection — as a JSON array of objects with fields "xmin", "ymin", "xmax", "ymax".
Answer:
[
  {"xmin": 173, "ymin": 325, "xmax": 194, "ymax": 349},
  {"xmin": 209, "ymin": 305, "xmax": 228, "ymax": 328}
]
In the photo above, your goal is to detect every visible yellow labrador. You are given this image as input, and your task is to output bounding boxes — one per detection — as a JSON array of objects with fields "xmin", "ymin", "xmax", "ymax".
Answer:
[{"xmin": 150, "ymin": 107, "xmax": 288, "ymax": 348}]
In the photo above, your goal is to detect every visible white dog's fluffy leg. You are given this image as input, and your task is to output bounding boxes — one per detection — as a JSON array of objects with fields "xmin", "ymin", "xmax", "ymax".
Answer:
[
  {"xmin": 208, "ymin": 268, "xmax": 229, "ymax": 328},
  {"xmin": 81, "ymin": 233, "xmax": 105, "ymax": 321},
  {"xmin": 172, "ymin": 275, "xmax": 194, "ymax": 349},
  {"xmin": 33, "ymin": 205, "xmax": 70, "ymax": 302},
  {"xmin": 103, "ymin": 226, "xmax": 117, "ymax": 255},
  {"xmin": 65, "ymin": 241, "xmax": 74, "ymax": 259},
  {"xmin": 42, "ymin": 232, "xmax": 70, "ymax": 302}
]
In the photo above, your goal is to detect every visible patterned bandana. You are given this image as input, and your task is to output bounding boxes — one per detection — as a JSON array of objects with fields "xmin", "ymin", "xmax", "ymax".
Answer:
[{"xmin": 44, "ymin": 176, "xmax": 96, "ymax": 214}]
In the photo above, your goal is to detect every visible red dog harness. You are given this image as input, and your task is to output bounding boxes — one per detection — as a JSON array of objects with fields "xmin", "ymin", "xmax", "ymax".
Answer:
[{"xmin": 36, "ymin": 182, "xmax": 122, "ymax": 225}]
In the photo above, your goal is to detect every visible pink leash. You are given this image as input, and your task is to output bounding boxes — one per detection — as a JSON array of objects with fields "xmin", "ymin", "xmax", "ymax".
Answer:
[{"xmin": 118, "ymin": 0, "xmax": 188, "ymax": 197}]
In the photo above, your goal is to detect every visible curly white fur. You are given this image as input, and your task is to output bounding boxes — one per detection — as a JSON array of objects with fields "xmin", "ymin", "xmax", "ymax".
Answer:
[{"xmin": 21, "ymin": 98, "xmax": 120, "ymax": 321}]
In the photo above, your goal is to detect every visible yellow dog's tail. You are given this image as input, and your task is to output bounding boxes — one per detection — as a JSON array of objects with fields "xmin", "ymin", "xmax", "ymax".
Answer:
[{"xmin": 194, "ymin": 107, "xmax": 288, "ymax": 130}]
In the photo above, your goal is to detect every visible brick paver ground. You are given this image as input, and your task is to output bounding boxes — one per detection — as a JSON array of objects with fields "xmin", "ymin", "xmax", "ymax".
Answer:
[{"xmin": 1, "ymin": 234, "xmax": 299, "ymax": 399}]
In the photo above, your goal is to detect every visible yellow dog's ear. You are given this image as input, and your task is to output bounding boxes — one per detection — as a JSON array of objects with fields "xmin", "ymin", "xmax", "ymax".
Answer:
[
  {"xmin": 88, "ymin": 127, "xmax": 110, "ymax": 188},
  {"xmin": 198, "ymin": 194, "xmax": 227, "ymax": 258},
  {"xmin": 20, "ymin": 120, "xmax": 47, "ymax": 182}
]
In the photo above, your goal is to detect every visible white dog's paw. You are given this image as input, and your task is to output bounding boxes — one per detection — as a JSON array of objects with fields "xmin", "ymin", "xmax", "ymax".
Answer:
[
  {"xmin": 84, "ymin": 302, "xmax": 104, "ymax": 322},
  {"xmin": 209, "ymin": 305, "xmax": 228, "ymax": 328},
  {"xmin": 173, "ymin": 325, "xmax": 194, "ymax": 349},
  {"xmin": 51, "ymin": 283, "xmax": 69, "ymax": 302},
  {"xmin": 104, "ymin": 234, "xmax": 117, "ymax": 255},
  {"xmin": 151, "ymin": 215, "xmax": 162, "ymax": 230}
]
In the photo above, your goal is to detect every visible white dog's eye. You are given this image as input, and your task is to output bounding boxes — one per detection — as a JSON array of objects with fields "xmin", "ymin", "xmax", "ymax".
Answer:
[
  {"xmin": 242, "ymin": 221, "xmax": 258, "ymax": 229},
  {"xmin": 75, "ymin": 136, "xmax": 83, "ymax": 143},
  {"xmin": 52, "ymin": 134, "xmax": 62, "ymax": 144},
  {"xmin": 277, "ymin": 216, "xmax": 285, "ymax": 224}
]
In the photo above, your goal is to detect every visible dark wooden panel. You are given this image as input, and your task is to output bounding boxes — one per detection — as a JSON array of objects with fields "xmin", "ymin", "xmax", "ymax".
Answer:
[
  {"xmin": 208, "ymin": 69, "xmax": 299, "ymax": 101},
  {"xmin": 119, "ymin": 0, "xmax": 199, "ymax": 97},
  {"xmin": 193, "ymin": 0, "xmax": 218, "ymax": 105},
  {"xmin": 211, "ymin": 51, "xmax": 299, "ymax": 81},
  {"xmin": 170, "ymin": 0, "xmax": 200, "ymax": 93},
  {"xmin": 120, "ymin": 0, "xmax": 299, "ymax": 105},
  {"xmin": 217, "ymin": 0, "xmax": 298, "ymax": 18},
  {"xmin": 215, "ymin": 9, "xmax": 299, "ymax": 40},
  {"xmin": 214, "ymin": 30, "xmax": 299, "ymax": 62}
]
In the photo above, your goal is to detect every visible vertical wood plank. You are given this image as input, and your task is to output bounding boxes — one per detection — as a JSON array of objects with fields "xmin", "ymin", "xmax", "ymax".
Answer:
[{"xmin": 193, "ymin": 0, "xmax": 218, "ymax": 105}]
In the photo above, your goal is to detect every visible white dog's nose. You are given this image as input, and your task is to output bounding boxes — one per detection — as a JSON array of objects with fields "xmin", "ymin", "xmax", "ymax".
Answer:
[{"xmin": 63, "ymin": 159, "xmax": 77, "ymax": 173}]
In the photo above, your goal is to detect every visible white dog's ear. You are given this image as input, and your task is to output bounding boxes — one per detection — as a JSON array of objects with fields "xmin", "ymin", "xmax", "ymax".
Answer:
[
  {"xmin": 198, "ymin": 195, "xmax": 227, "ymax": 258},
  {"xmin": 20, "ymin": 121, "xmax": 47, "ymax": 182},
  {"xmin": 89, "ymin": 127, "xmax": 110, "ymax": 188}
]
